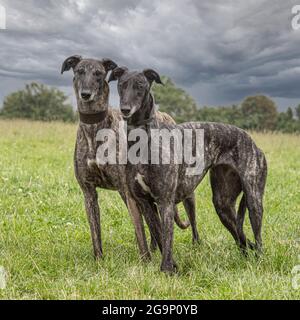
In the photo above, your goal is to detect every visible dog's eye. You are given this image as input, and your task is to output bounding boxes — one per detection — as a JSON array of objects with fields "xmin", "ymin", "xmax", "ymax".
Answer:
[
  {"xmin": 134, "ymin": 83, "xmax": 143, "ymax": 90},
  {"xmin": 95, "ymin": 70, "xmax": 102, "ymax": 77}
]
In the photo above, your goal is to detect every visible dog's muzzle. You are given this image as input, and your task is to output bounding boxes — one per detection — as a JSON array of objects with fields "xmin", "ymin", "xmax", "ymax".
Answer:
[{"xmin": 121, "ymin": 105, "xmax": 137, "ymax": 119}]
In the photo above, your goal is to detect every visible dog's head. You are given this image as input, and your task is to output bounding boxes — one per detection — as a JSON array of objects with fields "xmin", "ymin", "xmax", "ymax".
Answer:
[
  {"xmin": 61, "ymin": 55, "xmax": 117, "ymax": 112},
  {"xmin": 108, "ymin": 67, "xmax": 163, "ymax": 119}
]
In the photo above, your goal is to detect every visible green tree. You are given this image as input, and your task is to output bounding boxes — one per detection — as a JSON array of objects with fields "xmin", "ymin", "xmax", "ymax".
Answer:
[
  {"xmin": 276, "ymin": 107, "xmax": 300, "ymax": 133},
  {"xmin": 295, "ymin": 104, "xmax": 300, "ymax": 120},
  {"xmin": 286, "ymin": 107, "xmax": 294, "ymax": 120},
  {"xmin": 0, "ymin": 82, "xmax": 75, "ymax": 122},
  {"xmin": 152, "ymin": 76, "xmax": 198, "ymax": 123},
  {"xmin": 196, "ymin": 104, "xmax": 244, "ymax": 127},
  {"xmin": 240, "ymin": 95, "xmax": 278, "ymax": 131}
]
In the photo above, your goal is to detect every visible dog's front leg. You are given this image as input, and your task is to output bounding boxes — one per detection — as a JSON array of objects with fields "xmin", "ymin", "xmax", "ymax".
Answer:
[
  {"xmin": 159, "ymin": 202, "xmax": 177, "ymax": 274},
  {"xmin": 82, "ymin": 186, "xmax": 103, "ymax": 259}
]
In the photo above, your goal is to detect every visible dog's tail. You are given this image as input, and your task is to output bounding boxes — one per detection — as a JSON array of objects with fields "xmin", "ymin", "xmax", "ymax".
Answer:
[
  {"xmin": 237, "ymin": 194, "xmax": 246, "ymax": 236},
  {"xmin": 174, "ymin": 209, "xmax": 190, "ymax": 229}
]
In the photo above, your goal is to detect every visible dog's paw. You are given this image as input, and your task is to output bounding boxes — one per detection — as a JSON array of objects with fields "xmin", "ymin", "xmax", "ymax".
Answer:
[
  {"xmin": 141, "ymin": 251, "xmax": 152, "ymax": 263},
  {"xmin": 247, "ymin": 240, "xmax": 256, "ymax": 250},
  {"xmin": 160, "ymin": 260, "xmax": 178, "ymax": 275},
  {"xmin": 192, "ymin": 237, "xmax": 201, "ymax": 246}
]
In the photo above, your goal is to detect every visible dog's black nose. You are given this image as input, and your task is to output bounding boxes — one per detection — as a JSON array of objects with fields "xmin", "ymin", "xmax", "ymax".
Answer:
[
  {"xmin": 81, "ymin": 92, "xmax": 91, "ymax": 100},
  {"xmin": 121, "ymin": 109, "xmax": 131, "ymax": 116}
]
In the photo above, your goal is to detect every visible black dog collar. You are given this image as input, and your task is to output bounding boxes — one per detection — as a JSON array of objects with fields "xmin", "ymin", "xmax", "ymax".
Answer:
[{"xmin": 79, "ymin": 110, "xmax": 108, "ymax": 124}]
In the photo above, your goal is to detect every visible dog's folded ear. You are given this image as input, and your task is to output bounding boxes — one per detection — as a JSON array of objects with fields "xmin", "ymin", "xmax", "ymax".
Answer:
[
  {"xmin": 108, "ymin": 66, "xmax": 128, "ymax": 83},
  {"xmin": 102, "ymin": 59, "xmax": 118, "ymax": 73},
  {"xmin": 143, "ymin": 69, "xmax": 163, "ymax": 85},
  {"xmin": 61, "ymin": 55, "xmax": 82, "ymax": 74}
]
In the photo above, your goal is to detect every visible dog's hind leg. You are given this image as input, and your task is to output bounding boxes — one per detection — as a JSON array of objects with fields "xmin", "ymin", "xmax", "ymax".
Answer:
[
  {"xmin": 183, "ymin": 193, "xmax": 200, "ymax": 243},
  {"xmin": 210, "ymin": 165, "xmax": 248, "ymax": 251},
  {"xmin": 212, "ymin": 197, "xmax": 241, "ymax": 247}
]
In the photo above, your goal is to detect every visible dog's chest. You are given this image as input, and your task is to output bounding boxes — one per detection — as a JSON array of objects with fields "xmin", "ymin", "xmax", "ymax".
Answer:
[
  {"xmin": 134, "ymin": 172, "xmax": 155, "ymax": 197},
  {"xmin": 75, "ymin": 125, "xmax": 121, "ymax": 190}
]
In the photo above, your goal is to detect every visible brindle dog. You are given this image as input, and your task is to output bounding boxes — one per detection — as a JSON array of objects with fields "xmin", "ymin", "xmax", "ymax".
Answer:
[
  {"xmin": 61, "ymin": 56, "xmax": 199, "ymax": 261},
  {"xmin": 109, "ymin": 67, "xmax": 268, "ymax": 273}
]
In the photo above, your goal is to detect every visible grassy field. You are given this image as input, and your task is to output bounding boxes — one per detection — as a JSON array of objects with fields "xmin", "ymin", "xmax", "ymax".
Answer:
[{"xmin": 0, "ymin": 119, "xmax": 299, "ymax": 300}]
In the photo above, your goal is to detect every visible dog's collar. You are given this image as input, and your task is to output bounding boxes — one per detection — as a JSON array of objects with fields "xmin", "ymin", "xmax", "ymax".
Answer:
[
  {"xmin": 127, "ymin": 116, "xmax": 155, "ymax": 130},
  {"xmin": 79, "ymin": 110, "xmax": 108, "ymax": 124}
]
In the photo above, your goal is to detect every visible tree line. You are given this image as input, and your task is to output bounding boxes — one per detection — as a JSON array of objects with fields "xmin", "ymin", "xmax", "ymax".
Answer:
[
  {"xmin": 154, "ymin": 77, "xmax": 300, "ymax": 133},
  {"xmin": 1, "ymin": 81, "xmax": 300, "ymax": 133}
]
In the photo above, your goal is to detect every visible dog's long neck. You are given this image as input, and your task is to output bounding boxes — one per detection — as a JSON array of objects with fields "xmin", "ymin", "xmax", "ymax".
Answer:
[{"xmin": 129, "ymin": 91, "xmax": 156, "ymax": 127}]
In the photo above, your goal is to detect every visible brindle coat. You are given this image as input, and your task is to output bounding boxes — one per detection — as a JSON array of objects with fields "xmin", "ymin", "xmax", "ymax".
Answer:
[
  {"xmin": 61, "ymin": 56, "xmax": 199, "ymax": 261},
  {"xmin": 109, "ymin": 67, "xmax": 268, "ymax": 273}
]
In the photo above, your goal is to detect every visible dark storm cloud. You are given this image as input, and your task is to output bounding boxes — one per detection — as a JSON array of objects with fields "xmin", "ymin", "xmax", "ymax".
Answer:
[{"xmin": 1, "ymin": 0, "xmax": 300, "ymax": 110}]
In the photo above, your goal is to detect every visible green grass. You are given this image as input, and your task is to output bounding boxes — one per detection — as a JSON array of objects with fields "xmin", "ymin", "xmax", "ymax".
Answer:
[{"xmin": 0, "ymin": 119, "xmax": 299, "ymax": 300}]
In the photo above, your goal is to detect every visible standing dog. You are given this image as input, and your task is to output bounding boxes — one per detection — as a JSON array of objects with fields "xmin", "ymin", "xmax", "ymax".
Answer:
[
  {"xmin": 61, "ymin": 56, "xmax": 199, "ymax": 261},
  {"xmin": 109, "ymin": 67, "xmax": 268, "ymax": 273}
]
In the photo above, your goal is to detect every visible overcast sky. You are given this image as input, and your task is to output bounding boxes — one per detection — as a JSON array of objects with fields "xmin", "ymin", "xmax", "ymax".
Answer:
[{"xmin": 1, "ymin": 0, "xmax": 300, "ymax": 110}]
